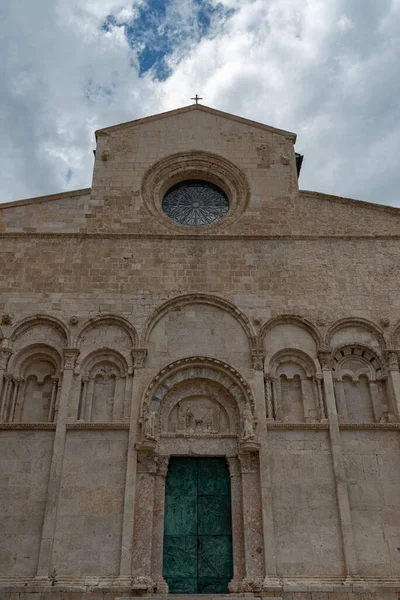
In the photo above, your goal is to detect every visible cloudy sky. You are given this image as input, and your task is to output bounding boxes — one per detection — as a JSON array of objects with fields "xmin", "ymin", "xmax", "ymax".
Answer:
[{"xmin": 1, "ymin": 0, "xmax": 399, "ymax": 206}]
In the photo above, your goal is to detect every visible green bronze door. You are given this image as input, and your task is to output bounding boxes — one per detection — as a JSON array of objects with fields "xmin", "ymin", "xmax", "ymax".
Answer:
[{"xmin": 163, "ymin": 457, "xmax": 233, "ymax": 594}]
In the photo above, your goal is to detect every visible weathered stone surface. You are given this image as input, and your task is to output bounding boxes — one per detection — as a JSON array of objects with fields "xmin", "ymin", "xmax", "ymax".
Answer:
[{"xmin": 0, "ymin": 105, "xmax": 399, "ymax": 598}]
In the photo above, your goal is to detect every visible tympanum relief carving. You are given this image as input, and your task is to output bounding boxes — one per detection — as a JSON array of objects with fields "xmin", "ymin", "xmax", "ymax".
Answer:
[{"xmin": 168, "ymin": 396, "xmax": 229, "ymax": 434}]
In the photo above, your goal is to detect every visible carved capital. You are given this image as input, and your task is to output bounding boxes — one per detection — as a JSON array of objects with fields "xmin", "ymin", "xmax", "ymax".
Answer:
[
  {"xmin": 318, "ymin": 350, "xmax": 333, "ymax": 370},
  {"xmin": 131, "ymin": 348, "xmax": 148, "ymax": 369},
  {"xmin": 384, "ymin": 350, "xmax": 399, "ymax": 372},
  {"xmin": 251, "ymin": 350, "xmax": 264, "ymax": 371},
  {"xmin": 227, "ymin": 456, "xmax": 241, "ymax": 477},
  {"xmin": 62, "ymin": 348, "xmax": 80, "ymax": 370},
  {"xmin": 0, "ymin": 348, "xmax": 12, "ymax": 371},
  {"xmin": 156, "ymin": 454, "xmax": 169, "ymax": 477},
  {"xmin": 137, "ymin": 451, "xmax": 158, "ymax": 474},
  {"xmin": 238, "ymin": 452, "xmax": 258, "ymax": 474}
]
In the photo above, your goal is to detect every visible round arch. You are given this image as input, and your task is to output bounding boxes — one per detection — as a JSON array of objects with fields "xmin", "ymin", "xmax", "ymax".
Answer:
[
  {"xmin": 76, "ymin": 314, "xmax": 138, "ymax": 348},
  {"xmin": 259, "ymin": 314, "xmax": 323, "ymax": 350},
  {"xmin": 10, "ymin": 314, "xmax": 70, "ymax": 347},
  {"xmin": 9, "ymin": 343, "xmax": 62, "ymax": 376},
  {"xmin": 142, "ymin": 355, "xmax": 255, "ymax": 416},
  {"xmin": 78, "ymin": 348, "xmax": 129, "ymax": 377},
  {"xmin": 268, "ymin": 347, "xmax": 319, "ymax": 379},
  {"xmin": 140, "ymin": 293, "xmax": 257, "ymax": 354},
  {"xmin": 326, "ymin": 317, "xmax": 386, "ymax": 350}
]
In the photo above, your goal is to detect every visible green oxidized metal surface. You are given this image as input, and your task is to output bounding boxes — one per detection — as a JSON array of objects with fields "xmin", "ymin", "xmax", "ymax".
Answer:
[{"xmin": 163, "ymin": 457, "xmax": 233, "ymax": 594}]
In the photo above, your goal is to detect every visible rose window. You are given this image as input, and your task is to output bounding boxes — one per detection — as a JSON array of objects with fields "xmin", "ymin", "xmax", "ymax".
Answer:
[{"xmin": 162, "ymin": 180, "xmax": 229, "ymax": 226}]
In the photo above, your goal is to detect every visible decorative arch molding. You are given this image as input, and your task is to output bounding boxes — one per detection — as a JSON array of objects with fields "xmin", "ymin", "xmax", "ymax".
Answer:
[
  {"xmin": 259, "ymin": 314, "xmax": 323, "ymax": 350},
  {"xmin": 9, "ymin": 343, "xmax": 62, "ymax": 375},
  {"xmin": 326, "ymin": 317, "xmax": 386, "ymax": 350},
  {"xmin": 76, "ymin": 314, "xmax": 138, "ymax": 348},
  {"xmin": 78, "ymin": 348, "xmax": 129, "ymax": 377},
  {"xmin": 141, "ymin": 150, "xmax": 251, "ymax": 232},
  {"xmin": 266, "ymin": 348, "xmax": 325, "ymax": 422},
  {"xmin": 142, "ymin": 356, "xmax": 255, "ymax": 414},
  {"xmin": 331, "ymin": 344, "xmax": 392, "ymax": 424},
  {"xmin": 332, "ymin": 344, "xmax": 385, "ymax": 382},
  {"xmin": 268, "ymin": 348, "xmax": 319, "ymax": 379},
  {"xmin": 10, "ymin": 314, "xmax": 70, "ymax": 347},
  {"xmin": 2, "ymin": 344, "xmax": 62, "ymax": 424},
  {"xmin": 140, "ymin": 293, "xmax": 258, "ymax": 354}
]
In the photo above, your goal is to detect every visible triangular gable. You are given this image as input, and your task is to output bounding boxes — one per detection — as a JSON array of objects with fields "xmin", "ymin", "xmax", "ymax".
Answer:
[{"xmin": 95, "ymin": 103, "xmax": 297, "ymax": 142}]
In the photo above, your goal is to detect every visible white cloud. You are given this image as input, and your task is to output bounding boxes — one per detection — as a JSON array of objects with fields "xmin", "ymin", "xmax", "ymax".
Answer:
[{"xmin": 0, "ymin": 0, "xmax": 399, "ymax": 206}]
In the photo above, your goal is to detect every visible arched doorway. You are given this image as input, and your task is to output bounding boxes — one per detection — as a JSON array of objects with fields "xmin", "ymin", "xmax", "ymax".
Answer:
[{"xmin": 132, "ymin": 357, "xmax": 264, "ymax": 594}]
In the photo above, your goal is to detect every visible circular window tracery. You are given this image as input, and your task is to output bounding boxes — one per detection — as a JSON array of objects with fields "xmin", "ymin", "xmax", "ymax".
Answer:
[{"xmin": 162, "ymin": 180, "xmax": 229, "ymax": 226}]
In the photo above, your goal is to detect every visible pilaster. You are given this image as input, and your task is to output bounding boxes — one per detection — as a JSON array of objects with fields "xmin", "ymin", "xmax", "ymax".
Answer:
[
  {"xmin": 318, "ymin": 350, "xmax": 358, "ymax": 578},
  {"xmin": 36, "ymin": 348, "xmax": 79, "ymax": 578},
  {"xmin": 151, "ymin": 454, "xmax": 169, "ymax": 593},
  {"xmin": 119, "ymin": 349, "xmax": 148, "ymax": 578},
  {"xmin": 250, "ymin": 368, "xmax": 279, "ymax": 586},
  {"xmin": 227, "ymin": 456, "xmax": 245, "ymax": 592}
]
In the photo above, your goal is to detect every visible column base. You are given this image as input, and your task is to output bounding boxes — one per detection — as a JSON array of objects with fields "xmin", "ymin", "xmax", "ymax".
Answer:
[
  {"xmin": 262, "ymin": 576, "xmax": 283, "ymax": 591},
  {"xmin": 153, "ymin": 576, "xmax": 169, "ymax": 594},
  {"xmin": 237, "ymin": 576, "xmax": 264, "ymax": 592},
  {"xmin": 131, "ymin": 575, "xmax": 156, "ymax": 593}
]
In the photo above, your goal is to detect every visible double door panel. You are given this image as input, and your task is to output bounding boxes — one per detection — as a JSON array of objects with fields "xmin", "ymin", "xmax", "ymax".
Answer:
[{"xmin": 163, "ymin": 457, "xmax": 233, "ymax": 594}]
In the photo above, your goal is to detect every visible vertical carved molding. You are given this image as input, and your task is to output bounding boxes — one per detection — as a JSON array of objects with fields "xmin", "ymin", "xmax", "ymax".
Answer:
[
  {"xmin": 318, "ymin": 350, "xmax": 358, "ymax": 578},
  {"xmin": 36, "ymin": 348, "xmax": 79, "ymax": 579},
  {"xmin": 227, "ymin": 456, "xmax": 245, "ymax": 591},
  {"xmin": 271, "ymin": 378, "xmax": 280, "ymax": 420},
  {"xmin": 151, "ymin": 455, "xmax": 169, "ymax": 593},
  {"xmin": 120, "ymin": 355, "xmax": 148, "ymax": 578}
]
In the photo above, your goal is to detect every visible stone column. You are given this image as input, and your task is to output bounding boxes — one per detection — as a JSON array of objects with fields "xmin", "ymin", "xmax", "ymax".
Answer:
[
  {"xmin": 131, "ymin": 451, "xmax": 157, "ymax": 591},
  {"xmin": 249, "ymin": 368, "xmax": 279, "ymax": 588},
  {"xmin": 151, "ymin": 454, "xmax": 169, "ymax": 593},
  {"xmin": 0, "ymin": 374, "xmax": 13, "ymax": 422},
  {"xmin": 385, "ymin": 351, "xmax": 400, "ymax": 417},
  {"xmin": 227, "ymin": 456, "xmax": 245, "ymax": 591},
  {"xmin": 318, "ymin": 351, "xmax": 358, "ymax": 578},
  {"xmin": 123, "ymin": 369, "xmax": 134, "ymax": 420},
  {"xmin": 119, "ymin": 348, "xmax": 148, "ymax": 579},
  {"xmin": 335, "ymin": 379, "xmax": 349, "ymax": 421},
  {"xmin": 264, "ymin": 374, "xmax": 274, "ymax": 420},
  {"xmin": 9, "ymin": 377, "xmax": 21, "ymax": 422},
  {"xmin": 36, "ymin": 348, "xmax": 79, "ymax": 578},
  {"xmin": 0, "ymin": 348, "xmax": 12, "ymax": 416},
  {"xmin": 48, "ymin": 377, "xmax": 59, "ymax": 422}
]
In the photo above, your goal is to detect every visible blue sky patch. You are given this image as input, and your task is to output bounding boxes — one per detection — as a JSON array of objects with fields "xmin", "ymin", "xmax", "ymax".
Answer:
[{"xmin": 102, "ymin": 0, "xmax": 234, "ymax": 81}]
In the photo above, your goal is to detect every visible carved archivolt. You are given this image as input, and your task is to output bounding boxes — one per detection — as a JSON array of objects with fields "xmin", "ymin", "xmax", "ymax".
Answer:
[
  {"xmin": 141, "ymin": 150, "xmax": 251, "ymax": 232},
  {"xmin": 332, "ymin": 345, "xmax": 393, "ymax": 424},
  {"xmin": 140, "ymin": 356, "xmax": 255, "ymax": 444},
  {"xmin": 140, "ymin": 293, "xmax": 257, "ymax": 354},
  {"xmin": 77, "ymin": 349, "xmax": 129, "ymax": 423},
  {"xmin": 265, "ymin": 349, "xmax": 325, "ymax": 422},
  {"xmin": 1, "ymin": 344, "xmax": 61, "ymax": 423}
]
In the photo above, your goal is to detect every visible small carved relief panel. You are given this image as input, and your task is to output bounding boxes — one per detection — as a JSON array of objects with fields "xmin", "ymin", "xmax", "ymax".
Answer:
[{"xmin": 168, "ymin": 396, "xmax": 230, "ymax": 435}]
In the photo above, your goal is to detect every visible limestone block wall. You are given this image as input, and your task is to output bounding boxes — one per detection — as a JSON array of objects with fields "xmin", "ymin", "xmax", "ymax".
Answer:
[
  {"xmin": 52, "ymin": 430, "xmax": 128, "ymax": 576},
  {"xmin": 0, "ymin": 430, "xmax": 54, "ymax": 576}
]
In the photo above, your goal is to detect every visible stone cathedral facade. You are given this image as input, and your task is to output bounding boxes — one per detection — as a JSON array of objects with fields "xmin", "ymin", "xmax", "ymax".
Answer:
[{"xmin": 0, "ymin": 104, "xmax": 400, "ymax": 600}]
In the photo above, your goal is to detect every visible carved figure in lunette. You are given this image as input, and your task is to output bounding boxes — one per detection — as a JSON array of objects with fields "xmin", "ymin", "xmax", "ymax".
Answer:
[
  {"xmin": 242, "ymin": 404, "xmax": 255, "ymax": 440},
  {"xmin": 143, "ymin": 404, "xmax": 157, "ymax": 440}
]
